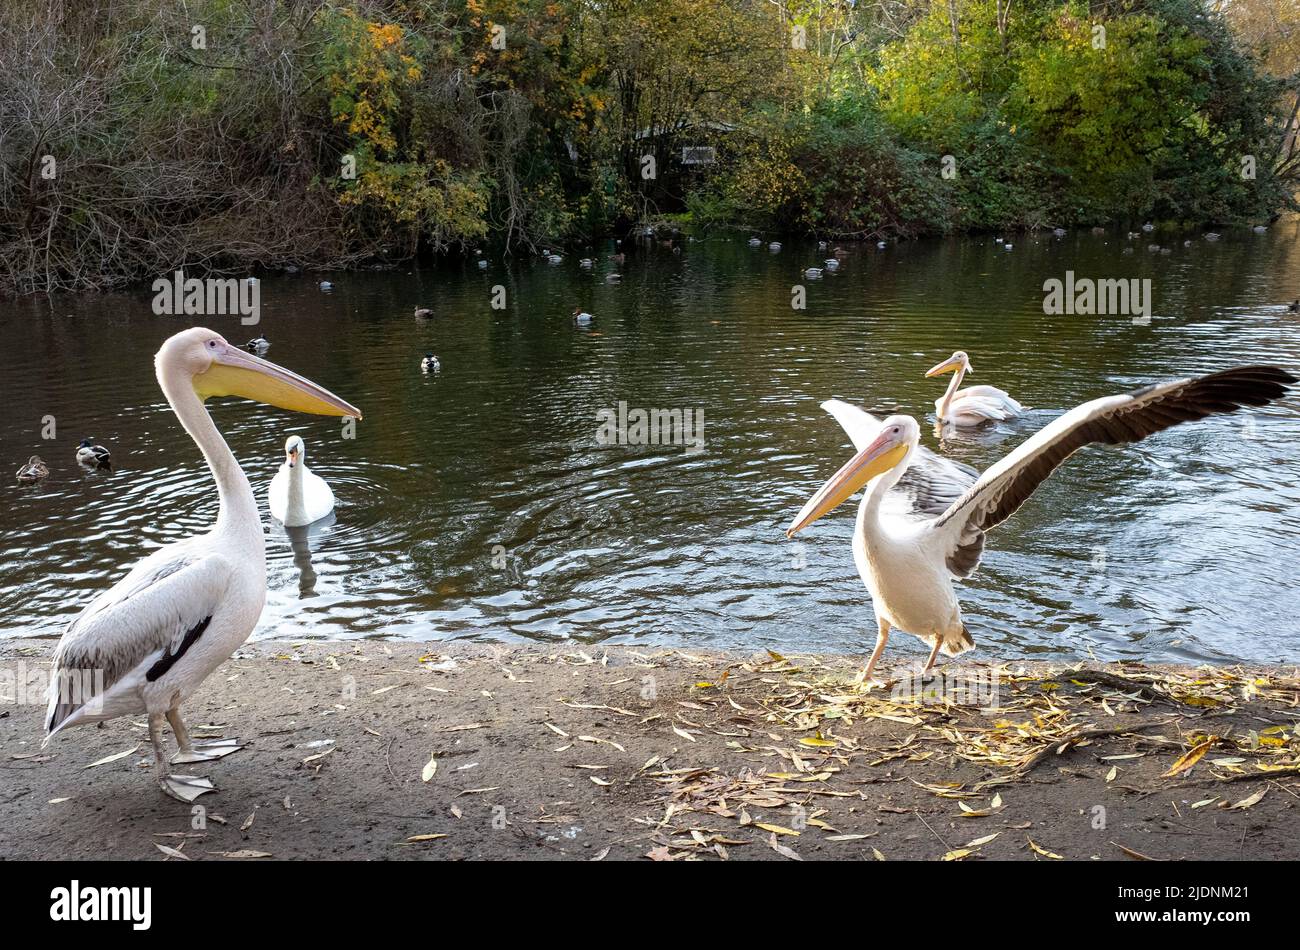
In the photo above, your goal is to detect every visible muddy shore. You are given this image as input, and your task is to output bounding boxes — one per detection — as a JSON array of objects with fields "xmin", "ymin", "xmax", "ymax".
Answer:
[{"xmin": 2, "ymin": 639, "xmax": 1298, "ymax": 861}]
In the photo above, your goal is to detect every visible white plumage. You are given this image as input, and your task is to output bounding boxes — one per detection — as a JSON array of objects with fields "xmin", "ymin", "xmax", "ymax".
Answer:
[
  {"xmin": 788, "ymin": 367, "xmax": 1295, "ymax": 684},
  {"xmin": 927, "ymin": 350, "xmax": 1024, "ymax": 426},
  {"xmin": 44, "ymin": 327, "xmax": 360, "ymax": 800},
  {"xmin": 268, "ymin": 435, "xmax": 336, "ymax": 527}
]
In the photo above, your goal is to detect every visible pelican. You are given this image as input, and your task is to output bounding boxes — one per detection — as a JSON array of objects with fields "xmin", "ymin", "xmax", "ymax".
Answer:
[
  {"xmin": 927, "ymin": 351, "xmax": 1024, "ymax": 427},
  {"xmin": 268, "ymin": 435, "xmax": 335, "ymax": 527},
  {"xmin": 17, "ymin": 455, "xmax": 49, "ymax": 483},
  {"xmin": 76, "ymin": 439, "xmax": 112, "ymax": 469},
  {"xmin": 786, "ymin": 366, "xmax": 1294, "ymax": 683},
  {"xmin": 421, "ymin": 353, "xmax": 441, "ymax": 373},
  {"xmin": 45, "ymin": 327, "xmax": 360, "ymax": 800}
]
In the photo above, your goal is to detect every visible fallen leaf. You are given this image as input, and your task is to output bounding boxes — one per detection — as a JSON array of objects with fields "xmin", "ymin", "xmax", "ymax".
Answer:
[
  {"xmin": 1162, "ymin": 736, "xmax": 1217, "ymax": 778},
  {"xmin": 421, "ymin": 756, "xmax": 438, "ymax": 783},
  {"xmin": 85, "ymin": 746, "xmax": 139, "ymax": 769}
]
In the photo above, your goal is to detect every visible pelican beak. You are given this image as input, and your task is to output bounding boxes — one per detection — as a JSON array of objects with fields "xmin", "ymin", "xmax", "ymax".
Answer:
[
  {"xmin": 926, "ymin": 354, "xmax": 966, "ymax": 378},
  {"xmin": 195, "ymin": 343, "xmax": 362, "ymax": 419},
  {"xmin": 786, "ymin": 431, "xmax": 909, "ymax": 538}
]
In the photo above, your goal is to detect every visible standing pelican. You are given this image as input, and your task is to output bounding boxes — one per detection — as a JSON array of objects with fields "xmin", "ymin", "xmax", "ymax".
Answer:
[
  {"xmin": 269, "ymin": 435, "xmax": 336, "ymax": 526},
  {"xmin": 786, "ymin": 367, "xmax": 1294, "ymax": 684},
  {"xmin": 45, "ymin": 327, "xmax": 361, "ymax": 799},
  {"xmin": 927, "ymin": 350, "xmax": 1024, "ymax": 426}
]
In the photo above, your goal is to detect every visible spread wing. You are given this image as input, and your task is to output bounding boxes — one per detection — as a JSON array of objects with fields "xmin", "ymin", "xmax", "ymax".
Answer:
[
  {"xmin": 927, "ymin": 366, "xmax": 1295, "ymax": 578},
  {"xmin": 821, "ymin": 399, "xmax": 979, "ymax": 519},
  {"xmin": 47, "ymin": 548, "xmax": 233, "ymax": 734}
]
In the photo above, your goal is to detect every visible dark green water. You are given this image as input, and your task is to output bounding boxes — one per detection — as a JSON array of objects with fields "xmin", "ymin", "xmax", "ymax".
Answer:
[{"xmin": 3, "ymin": 224, "xmax": 1299, "ymax": 664}]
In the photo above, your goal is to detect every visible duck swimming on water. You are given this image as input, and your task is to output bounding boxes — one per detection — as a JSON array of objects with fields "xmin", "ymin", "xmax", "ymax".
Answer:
[
  {"xmin": 17, "ymin": 455, "xmax": 49, "ymax": 484},
  {"xmin": 245, "ymin": 335, "xmax": 269, "ymax": 354},
  {"xmin": 76, "ymin": 439, "xmax": 112, "ymax": 470},
  {"xmin": 422, "ymin": 353, "xmax": 441, "ymax": 373}
]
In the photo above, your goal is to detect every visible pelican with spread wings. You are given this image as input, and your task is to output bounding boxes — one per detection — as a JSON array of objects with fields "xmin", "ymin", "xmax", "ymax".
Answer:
[
  {"xmin": 787, "ymin": 367, "xmax": 1295, "ymax": 683},
  {"xmin": 45, "ymin": 327, "xmax": 362, "ymax": 800}
]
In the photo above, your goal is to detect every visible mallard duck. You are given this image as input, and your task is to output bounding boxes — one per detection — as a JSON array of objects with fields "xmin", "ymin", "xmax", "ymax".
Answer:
[
  {"xmin": 76, "ymin": 439, "xmax": 112, "ymax": 470},
  {"xmin": 17, "ymin": 455, "xmax": 49, "ymax": 484}
]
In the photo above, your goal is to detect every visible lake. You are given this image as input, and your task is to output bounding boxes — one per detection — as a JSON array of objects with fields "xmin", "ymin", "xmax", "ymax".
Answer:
[{"xmin": 3, "ymin": 224, "xmax": 1299, "ymax": 665}]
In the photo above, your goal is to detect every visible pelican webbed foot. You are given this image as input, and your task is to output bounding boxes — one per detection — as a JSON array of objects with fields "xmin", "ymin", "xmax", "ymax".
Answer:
[
  {"xmin": 161, "ymin": 774, "xmax": 216, "ymax": 803},
  {"xmin": 170, "ymin": 738, "xmax": 244, "ymax": 765}
]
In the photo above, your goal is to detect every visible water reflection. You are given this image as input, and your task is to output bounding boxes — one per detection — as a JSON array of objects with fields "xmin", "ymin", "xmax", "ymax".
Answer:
[{"xmin": 2, "ymin": 224, "xmax": 1298, "ymax": 664}]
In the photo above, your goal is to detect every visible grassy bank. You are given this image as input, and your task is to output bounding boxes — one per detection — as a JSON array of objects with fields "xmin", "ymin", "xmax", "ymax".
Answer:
[
  {"xmin": 3, "ymin": 639, "xmax": 1298, "ymax": 860},
  {"xmin": 2, "ymin": 0, "xmax": 1296, "ymax": 294}
]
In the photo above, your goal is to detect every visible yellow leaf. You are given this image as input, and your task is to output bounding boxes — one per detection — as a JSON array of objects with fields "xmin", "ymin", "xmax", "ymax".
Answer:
[
  {"xmin": 1162, "ymin": 735, "xmax": 1217, "ymax": 778},
  {"xmin": 406, "ymin": 834, "xmax": 448, "ymax": 842},
  {"xmin": 1027, "ymin": 838, "xmax": 1064, "ymax": 859},
  {"xmin": 941, "ymin": 848, "xmax": 973, "ymax": 861},
  {"xmin": 754, "ymin": 823, "xmax": 799, "ymax": 836},
  {"xmin": 421, "ymin": 756, "xmax": 438, "ymax": 783}
]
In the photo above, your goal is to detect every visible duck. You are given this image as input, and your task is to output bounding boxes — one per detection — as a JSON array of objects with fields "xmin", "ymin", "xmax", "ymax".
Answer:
[
  {"xmin": 605, "ymin": 273, "xmax": 622, "ymax": 284},
  {"xmin": 245, "ymin": 335, "xmax": 269, "ymax": 354},
  {"xmin": 1052, "ymin": 228, "xmax": 1066, "ymax": 237},
  {"xmin": 768, "ymin": 242, "xmax": 782, "ymax": 251},
  {"xmin": 1288, "ymin": 300, "xmax": 1299, "ymax": 313},
  {"xmin": 475, "ymin": 249, "xmax": 488, "ymax": 269},
  {"xmin": 17, "ymin": 455, "xmax": 49, "ymax": 484},
  {"xmin": 421, "ymin": 353, "xmax": 441, "ymax": 373},
  {"xmin": 804, "ymin": 267, "xmax": 823, "ymax": 278},
  {"xmin": 414, "ymin": 307, "xmax": 433, "ymax": 319},
  {"xmin": 268, "ymin": 435, "xmax": 335, "ymax": 527},
  {"xmin": 579, "ymin": 258, "xmax": 594, "ymax": 268},
  {"xmin": 547, "ymin": 254, "xmax": 563, "ymax": 264},
  {"xmin": 76, "ymin": 439, "xmax": 112, "ymax": 470},
  {"xmin": 318, "ymin": 280, "xmax": 333, "ymax": 291},
  {"xmin": 1142, "ymin": 222, "xmax": 1155, "ymax": 232},
  {"xmin": 876, "ymin": 240, "xmax": 887, "ymax": 249},
  {"xmin": 824, "ymin": 258, "xmax": 840, "ymax": 270},
  {"xmin": 572, "ymin": 308, "xmax": 594, "ymax": 326},
  {"xmin": 1205, "ymin": 232, "xmax": 1221, "ymax": 241},
  {"xmin": 747, "ymin": 237, "xmax": 762, "ymax": 247}
]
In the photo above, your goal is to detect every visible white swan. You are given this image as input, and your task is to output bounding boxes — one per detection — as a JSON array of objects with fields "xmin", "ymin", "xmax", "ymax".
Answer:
[{"xmin": 269, "ymin": 435, "xmax": 336, "ymax": 526}]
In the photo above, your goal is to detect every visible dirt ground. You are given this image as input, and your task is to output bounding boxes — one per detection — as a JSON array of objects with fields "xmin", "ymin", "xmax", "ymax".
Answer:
[{"xmin": 2, "ymin": 638, "xmax": 1298, "ymax": 861}]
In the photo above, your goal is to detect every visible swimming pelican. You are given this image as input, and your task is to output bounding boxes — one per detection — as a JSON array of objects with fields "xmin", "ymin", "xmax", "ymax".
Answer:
[
  {"xmin": 76, "ymin": 439, "xmax": 112, "ymax": 469},
  {"xmin": 17, "ymin": 455, "xmax": 49, "ymax": 483},
  {"xmin": 786, "ymin": 366, "xmax": 1294, "ymax": 684},
  {"xmin": 45, "ymin": 327, "xmax": 360, "ymax": 800},
  {"xmin": 572, "ymin": 308, "xmax": 593, "ymax": 326},
  {"xmin": 927, "ymin": 351, "xmax": 1024, "ymax": 426},
  {"xmin": 268, "ymin": 435, "xmax": 335, "ymax": 527},
  {"xmin": 421, "ymin": 353, "xmax": 441, "ymax": 373}
]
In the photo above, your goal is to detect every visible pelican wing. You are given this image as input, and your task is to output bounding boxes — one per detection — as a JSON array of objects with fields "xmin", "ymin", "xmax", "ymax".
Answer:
[
  {"xmin": 47, "ymin": 550, "xmax": 233, "ymax": 734},
  {"xmin": 821, "ymin": 399, "xmax": 979, "ymax": 517},
  {"xmin": 929, "ymin": 366, "xmax": 1295, "ymax": 577}
]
